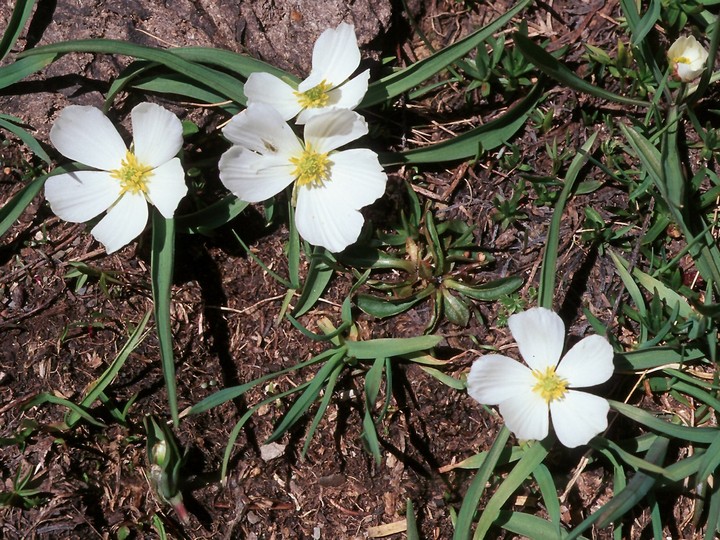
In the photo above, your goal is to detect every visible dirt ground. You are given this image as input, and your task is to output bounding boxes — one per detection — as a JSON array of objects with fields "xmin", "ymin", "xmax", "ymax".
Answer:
[{"xmin": 0, "ymin": 0, "xmax": 706, "ymax": 539}]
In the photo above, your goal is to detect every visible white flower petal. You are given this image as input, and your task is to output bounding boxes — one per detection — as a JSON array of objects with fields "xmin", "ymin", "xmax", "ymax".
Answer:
[
  {"xmin": 331, "ymin": 69, "xmax": 370, "ymax": 109},
  {"xmin": 44, "ymin": 171, "xmax": 120, "ymax": 223},
  {"xmin": 299, "ymin": 23, "xmax": 360, "ymax": 91},
  {"xmin": 467, "ymin": 354, "xmax": 535, "ymax": 405},
  {"xmin": 322, "ymin": 149, "xmax": 386, "ymax": 209},
  {"xmin": 294, "ymin": 180, "xmax": 363, "ymax": 252},
  {"xmin": 145, "ymin": 157, "xmax": 187, "ymax": 218},
  {"xmin": 219, "ymin": 146, "xmax": 295, "ymax": 203},
  {"xmin": 91, "ymin": 192, "xmax": 148, "ymax": 253},
  {"xmin": 131, "ymin": 103, "xmax": 183, "ymax": 168},
  {"xmin": 508, "ymin": 307, "xmax": 565, "ymax": 371},
  {"xmin": 676, "ymin": 62, "xmax": 704, "ymax": 82},
  {"xmin": 550, "ymin": 391, "xmax": 609, "ymax": 448},
  {"xmin": 498, "ymin": 392, "xmax": 550, "ymax": 443},
  {"xmin": 556, "ymin": 334, "xmax": 614, "ymax": 388},
  {"xmin": 244, "ymin": 72, "xmax": 302, "ymax": 121},
  {"xmin": 304, "ymin": 109, "xmax": 368, "ymax": 154},
  {"xmin": 50, "ymin": 106, "xmax": 127, "ymax": 170},
  {"xmin": 223, "ymin": 104, "xmax": 302, "ymax": 157}
]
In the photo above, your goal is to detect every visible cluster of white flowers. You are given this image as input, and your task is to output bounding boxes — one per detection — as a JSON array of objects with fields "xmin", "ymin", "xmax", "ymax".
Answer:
[
  {"xmin": 44, "ymin": 23, "xmax": 385, "ymax": 255},
  {"xmin": 221, "ymin": 23, "xmax": 386, "ymax": 253}
]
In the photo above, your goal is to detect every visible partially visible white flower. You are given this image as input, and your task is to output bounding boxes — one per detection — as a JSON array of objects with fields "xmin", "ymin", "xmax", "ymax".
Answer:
[
  {"xmin": 668, "ymin": 35, "xmax": 708, "ymax": 82},
  {"xmin": 243, "ymin": 22, "xmax": 370, "ymax": 124},
  {"xmin": 467, "ymin": 307, "xmax": 614, "ymax": 448},
  {"xmin": 45, "ymin": 103, "xmax": 187, "ymax": 253},
  {"xmin": 219, "ymin": 103, "xmax": 386, "ymax": 253}
]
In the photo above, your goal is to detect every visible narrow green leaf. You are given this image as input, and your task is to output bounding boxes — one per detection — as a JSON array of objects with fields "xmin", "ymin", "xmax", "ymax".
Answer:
[
  {"xmin": 407, "ymin": 499, "xmax": 420, "ymax": 540},
  {"xmin": 0, "ymin": 53, "xmax": 57, "ymax": 91},
  {"xmin": 23, "ymin": 393, "xmax": 105, "ymax": 428},
  {"xmin": 533, "ymin": 464, "xmax": 562, "ymax": 538},
  {"xmin": 266, "ymin": 352, "xmax": 346, "ymax": 442},
  {"xmin": 610, "ymin": 400, "xmax": 719, "ymax": 443},
  {"xmin": 151, "ymin": 211, "xmax": 178, "ymax": 426},
  {"xmin": 0, "ymin": 116, "xmax": 51, "ymax": 164},
  {"xmin": 539, "ymin": 133, "xmax": 597, "ymax": 308},
  {"xmin": 175, "ymin": 196, "xmax": 249, "ymax": 234},
  {"xmin": 567, "ymin": 437, "xmax": 669, "ymax": 539},
  {"xmin": 631, "ymin": 0, "xmax": 661, "ymax": 46},
  {"xmin": 444, "ymin": 276, "xmax": 523, "ymax": 301},
  {"xmin": 302, "ymin": 361, "xmax": 344, "ymax": 458},
  {"xmin": 453, "ymin": 427, "xmax": 511, "ymax": 540},
  {"xmin": 0, "ymin": 0, "xmax": 36, "ymax": 61},
  {"xmin": 473, "ymin": 439, "xmax": 551, "ymax": 539},
  {"xmin": 188, "ymin": 347, "xmax": 340, "ymax": 415},
  {"xmin": 171, "ymin": 47, "xmax": 294, "ymax": 82},
  {"xmin": 20, "ymin": 40, "xmax": 246, "ymax": 104},
  {"xmin": 616, "ymin": 346, "xmax": 705, "ymax": 371},
  {"xmin": 514, "ymin": 33, "xmax": 648, "ymax": 107},
  {"xmin": 67, "ymin": 311, "xmax": 151, "ymax": 426},
  {"xmin": 293, "ymin": 247, "xmax": 335, "ymax": 317},
  {"xmin": 346, "ymin": 335, "xmax": 442, "ymax": 360},
  {"xmin": 380, "ymin": 84, "xmax": 542, "ymax": 165},
  {"xmin": 496, "ymin": 512, "xmax": 570, "ymax": 539},
  {"xmin": 356, "ymin": 290, "xmax": 431, "ymax": 318},
  {"xmin": 419, "ymin": 366, "xmax": 465, "ymax": 390},
  {"xmin": 695, "ymin": 431, "xmax": 720, "ymax": 484},
  {"xmin": 361, "ymin": 0, "xmax": 532, "ymax": 107}
]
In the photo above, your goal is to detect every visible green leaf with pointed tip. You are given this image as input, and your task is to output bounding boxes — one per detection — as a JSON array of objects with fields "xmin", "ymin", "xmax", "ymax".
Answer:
[
  {"xmin": 0, "ymin": 115, "xmax": 51, "ymax": 164},
  {"xmin": 0, "ymin": 53, "xmax": 57, "ymax": 90}
]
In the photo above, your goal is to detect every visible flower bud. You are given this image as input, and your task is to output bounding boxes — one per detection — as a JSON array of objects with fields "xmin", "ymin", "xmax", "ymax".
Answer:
[{"xmin": 668, "ymin": 35, "xmax": 709, "ymax": 82}]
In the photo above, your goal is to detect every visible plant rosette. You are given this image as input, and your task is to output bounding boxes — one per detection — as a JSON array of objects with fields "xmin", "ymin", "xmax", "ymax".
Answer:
[
  {"xmin": 243, "ymin": 22, "xmax": 370, "ymax": 124},
  {"xmin": 44, "ymin": 103, "xmax": 187, "ymax": 253},
  {"xmin": 466, "ymin": 307, "xmax": 614, "ymax": 448},
  {"xmin": 218, "ymin": 104, "xmax": 387, "ymax": 253}
]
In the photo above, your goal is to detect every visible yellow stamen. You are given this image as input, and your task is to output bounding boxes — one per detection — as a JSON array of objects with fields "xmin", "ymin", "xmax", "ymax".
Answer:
[
  {"xmin": 531, "ymin": 366, "xmax": 568, "ymax": 403},
  {"xmin": 294, "ymin": 80, "xmax": 333, "ymax": 109},
  {"xmin": 110, "ymin": 150, "xmax": 153, "ymax": 195},
  {"xmin": 673, "ymin": 56, "xmax": 691, "ymax": 65},
  {"xmin": 290, "ymin": 145, "xmax": 331, "ymax": 189}
]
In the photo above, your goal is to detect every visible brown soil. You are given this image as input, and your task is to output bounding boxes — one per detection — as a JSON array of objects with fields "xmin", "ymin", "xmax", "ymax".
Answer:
[{"xmin": 0, "ymin": 1, "xmax": 705, "ymax": 539}]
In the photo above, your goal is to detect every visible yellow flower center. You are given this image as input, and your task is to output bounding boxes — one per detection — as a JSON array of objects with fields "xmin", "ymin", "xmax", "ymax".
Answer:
[
  {"xmin": 531, "ymin": 366, "xmax": 568, "ymax": 403},
  {"xmin": 290, "ymin": 145, "xmax": 331, "ymax": 188},
  {"xmin": 110, "ymin": 150, "xmax": 153, "ymax": 195},
  {"xmin": 673, "ymin": 56, "xmax": 691, "ymax": 65},
  {"xmin": 294, "ymin": 80, "xmax": 333, "ymax": 109}
]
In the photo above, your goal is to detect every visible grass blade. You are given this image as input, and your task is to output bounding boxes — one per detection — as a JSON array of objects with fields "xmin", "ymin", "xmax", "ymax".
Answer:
[
  {"xmin": 538, "ymin": 133, "xmax": 597, "ymax": 308},
  {"xmin": 453, "ymin": 426, "xmax": 511, "ymax": 540},
  {"xmin": 0, "ymin": 53, "xmax": 57, "ymax": 90}
]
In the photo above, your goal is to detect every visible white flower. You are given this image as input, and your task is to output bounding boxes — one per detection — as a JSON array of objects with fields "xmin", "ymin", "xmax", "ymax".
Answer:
[
  {"xmin": 45, "ymin": 103, "xmax": 187, "ymax": 254},
  {"xmin": 243, "ymin": 22, "xmax": 370, "ymax": 124},
  {"xmin": 467, "ymin": 307, "xmax": 614, "ymax": 448},
  {"xmin": 218, "ymin": 103, "xmax": 387, "ymax": 253},
  {"xmin": 668, "ymin": 35, "xmax": 709, "ymax": 82}
]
